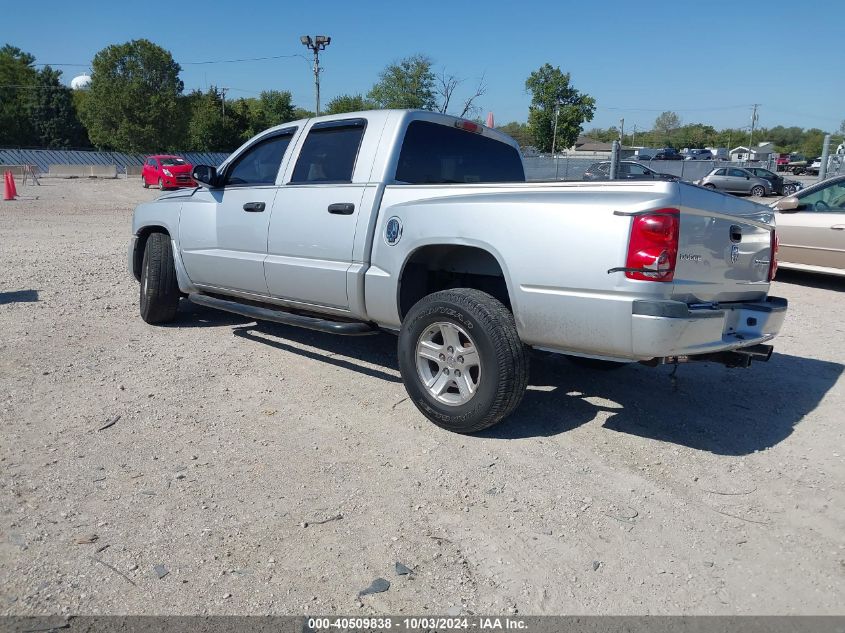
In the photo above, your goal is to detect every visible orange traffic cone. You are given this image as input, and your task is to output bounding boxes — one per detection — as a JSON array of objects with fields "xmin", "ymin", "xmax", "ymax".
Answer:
[
  {"xmin": 8, "ymin": 171, "xmax": 18, "ymax": 198},
  {"xmin": 3, "ymin": 171, "xmax": 16, "ymax": 201}
]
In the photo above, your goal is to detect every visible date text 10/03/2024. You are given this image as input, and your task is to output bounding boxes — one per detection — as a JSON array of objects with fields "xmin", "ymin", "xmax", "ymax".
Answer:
[{"xmin": 307, "ymin": 617, "xmax": 528, "ymax": 630}]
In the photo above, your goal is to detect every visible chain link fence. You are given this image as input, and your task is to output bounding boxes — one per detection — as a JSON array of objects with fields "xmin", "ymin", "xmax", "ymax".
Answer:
[{"xmin": 0, "ymin": 148, "xmax": 229, "ymax": 175}]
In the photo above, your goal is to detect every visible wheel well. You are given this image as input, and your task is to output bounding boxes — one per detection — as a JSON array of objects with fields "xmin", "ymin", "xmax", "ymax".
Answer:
[
  {"xmin": 133, "ymin": 226, "xmax": 170, "ymax": 280},
  {"xmin": 398, "ymin": 245, "xmax": 511, "ymax": 320}
]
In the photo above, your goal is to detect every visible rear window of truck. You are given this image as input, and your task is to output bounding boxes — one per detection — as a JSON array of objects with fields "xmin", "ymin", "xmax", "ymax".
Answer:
[{"xmin": 395, "ymin": 121, "xmax": 525, "ymax": 184}]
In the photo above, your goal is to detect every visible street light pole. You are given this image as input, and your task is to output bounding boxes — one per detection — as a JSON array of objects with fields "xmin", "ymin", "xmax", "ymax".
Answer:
[
  {"xmin": 300, "ymin": 35, "xmax": 331, "ymax": 116},
  {"xmin": 551, "ymin": 103, "xmax": 560, "ymax": 156}
]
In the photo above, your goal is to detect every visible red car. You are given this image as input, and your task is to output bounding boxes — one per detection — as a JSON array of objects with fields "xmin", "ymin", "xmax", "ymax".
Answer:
[{"xmin": 141, "ymin": 155, "xmax": 196, "ymax": 189}]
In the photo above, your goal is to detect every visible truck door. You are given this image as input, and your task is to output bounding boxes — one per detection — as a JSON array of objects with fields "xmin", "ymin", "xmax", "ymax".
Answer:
[
  {"xmin": 264, "ymin": 119, "xmax": 368, "ymax": 310},
  {"xmin": 179, "ymin": 129, "xmax": 297, "ymax": 296}
]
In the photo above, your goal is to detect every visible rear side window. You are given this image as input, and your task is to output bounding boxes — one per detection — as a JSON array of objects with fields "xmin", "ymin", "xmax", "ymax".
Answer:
[
  {"xmin": 225, "ymin": 131, "xmax": 294, "ymax": 186},
  {"xmin": 395, "ymin": 120, "xmax": 525, "ymax": 184},
  {"xmin": 291, "ymin": 120, "xmax": 366, "ymax": 183}
]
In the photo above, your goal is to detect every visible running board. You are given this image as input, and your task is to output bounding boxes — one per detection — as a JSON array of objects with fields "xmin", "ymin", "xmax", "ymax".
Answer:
[{"xmin": 188, "ymin": 293, "xmax": 378, "ymax": 336}]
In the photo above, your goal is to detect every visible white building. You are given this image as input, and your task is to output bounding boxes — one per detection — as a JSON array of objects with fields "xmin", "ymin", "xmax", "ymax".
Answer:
[{"xmin": 729, "ymin": 142, "xmax": 776, "ymax": 162}]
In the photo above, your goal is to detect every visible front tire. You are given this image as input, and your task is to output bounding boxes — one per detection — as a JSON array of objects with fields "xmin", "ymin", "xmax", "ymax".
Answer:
[
  {"xmin": 158, "ymin": 177, "xmax": 165, "ymax": 190},
  {"xmin": 140, "ymin": 232, "xmax": 180, "ymax": 324},
  {"xmin": 703, "ymin": 183, "xmax": 716, "ymax": 190},
  {"xmin": 751, "ymin": 185, "xmax": 765, "ymax": 197},
  {"xmin": 398, "ymin": 289, "xmax": 528, "ymax": 434}
]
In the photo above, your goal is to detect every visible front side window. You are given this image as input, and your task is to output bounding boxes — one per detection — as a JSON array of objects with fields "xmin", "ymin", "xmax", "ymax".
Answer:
[
  {"xmin": 796, "ymin": 181, "xmax": 845, "ymax": 212},
  {"xmin": 628, "ymin": 164, "xmax": 649, "ymax": 175},
  {"xmin": 395, "ymin": 120, "xmax": 525, "ymax": 184},
  {"xmin": 728, "ymin": 168, "xmax": 747, "ymax": 178},
  {"xmin": 713, "ymin": 168, "xmax": 726, "ymax": 176},
  {"xmin": 225, "ymin": 131, "xmax": 294, "ymax": 186},
  {"xmin": 290, "ymin": 120, "xmax": 366, "ymax": 183}
]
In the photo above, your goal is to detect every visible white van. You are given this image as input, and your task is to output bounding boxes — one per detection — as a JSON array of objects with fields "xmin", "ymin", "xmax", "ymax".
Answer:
[{"xmin": 706, "ymin": 147, "xmax": 729, "ymax": 161}]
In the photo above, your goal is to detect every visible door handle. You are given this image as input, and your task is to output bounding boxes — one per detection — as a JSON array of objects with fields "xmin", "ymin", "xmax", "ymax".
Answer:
[
  {"xmin": 328, "ymin": 203, "xmax": 355, "ymax": 215},
  {"xmin": 243, "ymin": 202, "xmax": 265, "ymax": 212}
]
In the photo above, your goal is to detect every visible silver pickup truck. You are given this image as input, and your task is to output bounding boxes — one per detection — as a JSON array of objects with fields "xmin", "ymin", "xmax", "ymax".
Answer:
[{"xmin": 129, "ymin": 109, "xmax": 787, "ymax": 433}]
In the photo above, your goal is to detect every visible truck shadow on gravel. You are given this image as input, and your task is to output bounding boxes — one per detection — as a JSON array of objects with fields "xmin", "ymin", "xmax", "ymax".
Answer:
[
  {"xmin": 232, "ymin": 322, "xmax": 402, "ymax": 384},
  {"xmin": 0, "ymin": 289, "xmax": 39, "ymax": 305},
  {"xmin": 774, "ymin": 270, "xmax": 845, "ymax": 292},
  {"xmin": 188, "ymin": 305, "xmax": 842, "ymax": 456},
  {"xmin": 485, "ymin": 352, "xmax": 843, "ymax": 455}
]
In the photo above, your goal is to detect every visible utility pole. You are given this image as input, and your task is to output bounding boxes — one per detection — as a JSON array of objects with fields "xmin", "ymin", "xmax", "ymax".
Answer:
[
  {"xmin": 300, "ymin": 35, "xmax": 331, "ymax": 115},
  {"xmin": 219, "ymin": 87, "xmax": 229, "ymax": 117},
  {"xmin": 551, "ymin": 103, "xmax": 560, "ymax": 157},
  {"xmin": 748, "ymin": 104, "xmax": 759, "ymax": 150},
  {"xmin": 619, "ymin": 118, "xmax": 625, "ymax": 145},
  {"xmin": 631, "ymin": 123, "xmax": 637, "ymax": 147}
]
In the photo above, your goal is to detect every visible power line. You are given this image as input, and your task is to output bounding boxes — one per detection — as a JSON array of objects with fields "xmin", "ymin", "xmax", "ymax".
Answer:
[
  {"xmin": 35, "ymin": 53, "xmax": 308, "ymax": 67},
  {"xmin": 599, "ymin": 104, "xmax": 754, "ymax": 113}
]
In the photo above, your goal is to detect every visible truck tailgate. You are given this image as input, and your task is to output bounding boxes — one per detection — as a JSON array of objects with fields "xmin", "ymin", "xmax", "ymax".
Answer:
[{"xmin": 672, "ymin": 186, "xmax": 775, "ymax": 303}]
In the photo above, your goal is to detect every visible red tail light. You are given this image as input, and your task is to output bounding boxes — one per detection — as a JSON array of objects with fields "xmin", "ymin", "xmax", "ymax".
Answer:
[
  {"xmin": 454, "ymin": 120, "xmax": 482, "ymax": 134},
  {"xmin": 625, "ymin": 208, "xmax": 680, "ymax": 282},
  {"xmin": 768, "ymin": 230, "xmax": 778, "ymax": 281}
]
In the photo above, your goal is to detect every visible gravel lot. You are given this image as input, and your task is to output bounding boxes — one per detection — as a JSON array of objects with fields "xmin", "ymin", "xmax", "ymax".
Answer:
[{"xmin": 1, "ymin": 178, "xmax": 843, "ymax": 616}]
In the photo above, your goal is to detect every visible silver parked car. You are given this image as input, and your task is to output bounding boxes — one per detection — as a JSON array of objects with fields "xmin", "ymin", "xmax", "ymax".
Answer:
[
  {"xmin": 695, "ymin": 167, "xmax": 774, "ymax": 197},
  {"xmin": 771, "ymin": 174, "xmax": 845, "ymax": 276}
]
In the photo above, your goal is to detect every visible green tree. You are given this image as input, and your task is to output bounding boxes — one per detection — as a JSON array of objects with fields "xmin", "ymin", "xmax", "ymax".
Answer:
[
  {"xmin": 800, "ymin": 128, "xmax": 827, "ymax": 158},
  {"xmin": 257, "ymin": 90, "xmax": 295, "ymax": 126},
  {"xmin": 28, "ymin": 66, "xmax": 89, "ymax": 148},
  {"xmin": 0, "ymin": 45, "xmax": 37, "ymax": 145},
  {"xmin": 653, "ymin": 111, "xmax": 681, "ymax": 145},
  {"xmin": 496, "ymin": 121, "xmax": 532, "ymax": 148},
  {"xmin": 525, "ymin": 63, "xmax": 595, "ymax": 153},
  {"xmin": 79, "ymin": 39, "xmax": 184, "ymax": 152},
  {"xmin": 325, "ymin": 93, "xmax": 372, "ymax": 115},
  {"xmin": 673, "ymin": 123, "xmax": 716, "ymax": 149},
  {"xmin": 367, "ymin": 54, "xmax": 436, "ymax": 110},
  {"xmin": 186, "ymin": 88, "xmax": 243, "ymax": 152},
  {"xmin": 583, "ymin": 126, "xmax": 620, "ymax": 143},
  {"xmin": 292, "ymin": 107, "xmax": 315, "ymax": 120}
]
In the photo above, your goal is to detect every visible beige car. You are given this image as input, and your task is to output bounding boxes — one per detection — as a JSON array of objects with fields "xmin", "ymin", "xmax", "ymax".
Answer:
[{"xmin": 771, "ymin": 175, "xmax": 845, "ymax": 276}]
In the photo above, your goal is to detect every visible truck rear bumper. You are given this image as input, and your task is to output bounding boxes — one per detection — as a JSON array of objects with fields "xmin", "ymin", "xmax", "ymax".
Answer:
[{"xmin": 630, "ymin": 296, "xmax": 788, "ymax": 359}]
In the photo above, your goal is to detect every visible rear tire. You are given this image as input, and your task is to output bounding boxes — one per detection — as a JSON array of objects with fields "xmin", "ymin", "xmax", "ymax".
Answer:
[
  {"xmin": 140, "ymin": 232, "xmax": 180, "ymax": 324},
  {"xmin": 398, "ymin": 289, "xmax": 528, "ymax": 434},
  {"xmin": 751, "ymin": 185, "xmax": 765, "ymax": 197}
]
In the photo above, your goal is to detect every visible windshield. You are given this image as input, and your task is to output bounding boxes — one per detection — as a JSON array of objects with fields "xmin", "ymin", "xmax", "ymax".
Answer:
[{"xmin": 160, "ymin": 157, "xmax": 186, "ymax": 166}]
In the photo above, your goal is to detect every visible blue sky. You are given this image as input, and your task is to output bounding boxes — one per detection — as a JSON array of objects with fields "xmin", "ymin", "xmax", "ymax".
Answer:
[{"xmin": 7, "ymin": 0, "xmax": 844, "ymax": 133}]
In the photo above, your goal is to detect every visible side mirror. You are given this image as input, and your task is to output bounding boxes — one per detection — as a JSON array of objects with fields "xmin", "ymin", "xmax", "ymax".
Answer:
[
  {"xmin": 192, "ymin": 165, "xmax": 219, "ymax": 188},
  {"xmin": 774, "ymin": 196, "xmax": 800, "ymax": 212}
]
